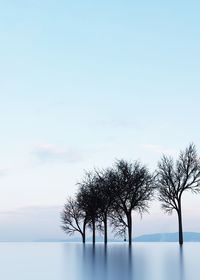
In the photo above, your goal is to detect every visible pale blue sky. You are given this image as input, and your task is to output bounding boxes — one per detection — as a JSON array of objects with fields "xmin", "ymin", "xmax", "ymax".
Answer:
[{"xmin": 0, "ymin": 0, "xmax": 200, "ymax": 239}]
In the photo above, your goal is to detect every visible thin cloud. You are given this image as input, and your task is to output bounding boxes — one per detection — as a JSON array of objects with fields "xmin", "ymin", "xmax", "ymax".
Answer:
[
  {"xmin": 96, "ymin": 119, "xmax": 137, "ymax": 128},
  {"xmin": 33, "ymin": 144, "xmax": 83, "ymax": 163},
  {"xmin": 0, "ymin": 168, "xmax": 9, "ymax": 177},
  {"xmin": 143, "ymin": 144, "xmax": 177, "ymax": 156}
]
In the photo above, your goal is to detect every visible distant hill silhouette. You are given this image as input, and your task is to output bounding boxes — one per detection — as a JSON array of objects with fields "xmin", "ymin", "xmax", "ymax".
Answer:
[
  {"xmin": 34, "ymin": 232, "xmax": 200, "ymax": 242},
  {"xmin": 133, "ymin": 232, "xmax": 200, "ymax": 242}
]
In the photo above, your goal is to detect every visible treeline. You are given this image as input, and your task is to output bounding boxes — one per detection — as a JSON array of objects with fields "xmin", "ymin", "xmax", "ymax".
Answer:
[{"xmin": 61, "ymin": 144, "xmax": 200, "ymax": 245}]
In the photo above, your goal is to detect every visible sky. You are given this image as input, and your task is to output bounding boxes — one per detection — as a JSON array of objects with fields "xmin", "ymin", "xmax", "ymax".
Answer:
[{"xmin": 0, "ymin": 0, "xmax": 200, "ymax": 240}]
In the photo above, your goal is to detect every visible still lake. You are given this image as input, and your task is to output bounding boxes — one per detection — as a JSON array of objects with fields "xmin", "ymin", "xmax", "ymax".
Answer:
[{"xmin": 0, "ymin": 242, "xmax": 199, "ymax": 280}]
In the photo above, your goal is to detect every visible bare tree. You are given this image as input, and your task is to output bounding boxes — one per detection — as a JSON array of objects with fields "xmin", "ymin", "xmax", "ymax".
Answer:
[
  {"xmin": 77, "ymin": 172, "xmax": 101, "ymax": 244},
  {"xmin": 156, "ymin": 144, "xmax": 200, "ymax": 245},
  {"xmin": 109, "ymin": 160, "xmax": 154, "ymax": 245},
  {"xmin": 61, "ymin": 197, "xmax": 87, "ymax": 243},
  {"xmin": 94, "ymin": 169, "xmax": 114, "ymax": 244}
]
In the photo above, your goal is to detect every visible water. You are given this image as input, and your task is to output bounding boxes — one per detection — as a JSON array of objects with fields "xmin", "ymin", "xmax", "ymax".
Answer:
[{"xmin": 0, "ymin": 242, "xmax": 199, "ymax": 280}]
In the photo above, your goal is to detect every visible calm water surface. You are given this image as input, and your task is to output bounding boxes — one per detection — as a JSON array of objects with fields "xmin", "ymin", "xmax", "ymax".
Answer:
[{"xmin": 0, "ymin": 242, "xmax": 199, "ymax": 280}]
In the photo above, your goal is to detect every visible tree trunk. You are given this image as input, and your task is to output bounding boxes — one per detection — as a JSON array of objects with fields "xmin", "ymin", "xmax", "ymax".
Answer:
[
  {"xmin": 104, "ymin": 214, "xmax": 107, "ymax": 244},
  {"xmin": 82, "ymin": 233, "xmax": 85, "ymax": 243},
  {"xmin": 92, "ymin": 219, "xmax": 95, "ymax": 244},
  {"xmin": 127, "ymin": 213, "xmax": 132, "ymax": 245},
  {"xmin": 178, "ymin": 202, "xmax": 183, "ymax": 245},
  {"xmin": 82, "ymin": 219, "xmax": 86, "ymax": 244}
]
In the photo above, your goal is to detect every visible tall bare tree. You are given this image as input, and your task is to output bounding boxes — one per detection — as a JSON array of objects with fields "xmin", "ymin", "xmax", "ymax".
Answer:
[
  {"xmin": 61, "ymin": 197, "xmax": 87, "ymax": 243},
  {"xmin": 156, "ymin": 144, "xmax": 200, "ymax": 245},
  {"xmin": 94, "ymin": 169, "xmax": 114, "ymax": 244},
  {"xmin": 77, "ymin": 172, "xmax": 101, "ymax": 244},
  {"xmin": 109, "ymin": 160, "xmax": 154, "ymax": 245}
]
